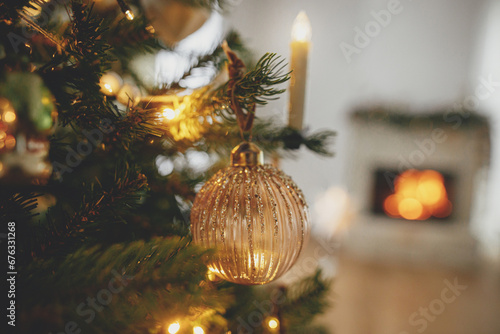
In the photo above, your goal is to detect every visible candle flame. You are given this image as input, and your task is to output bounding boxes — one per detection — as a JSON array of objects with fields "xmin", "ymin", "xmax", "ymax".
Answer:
[{"xmin": 291, "ymin": 11, "xmax": 312, "ymax": 42}]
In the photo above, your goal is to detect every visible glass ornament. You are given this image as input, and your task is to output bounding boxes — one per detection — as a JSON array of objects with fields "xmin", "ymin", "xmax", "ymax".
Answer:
[{"xmin": 191, "ymin": 142, "xmax": 310, "ymax": 285}]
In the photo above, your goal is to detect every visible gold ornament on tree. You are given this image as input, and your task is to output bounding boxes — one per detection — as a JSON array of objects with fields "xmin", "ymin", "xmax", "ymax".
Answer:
[{"xmin": 190, "ymin": 44, "xmax": 311, "ymax": 285}]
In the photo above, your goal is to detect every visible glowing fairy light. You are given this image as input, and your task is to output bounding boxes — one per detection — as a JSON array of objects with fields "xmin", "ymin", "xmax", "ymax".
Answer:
[
  {"xmin": 125, "ymin": 9, "xmax": 134, "ymax": 20},
  {"xmin": 193, "ymin": 326, "xmax": 204, "ymax": 334},
  {"xmin": 162, "ymin": 108, "xmax": 177, "ymax": 120},
  {"xmin": 267, "ymin": 316, "xmax": 279, "ymax": 330},
  {"xmin": 167, "ymin": 322, "xmax": 180, "ymax": 334},
  {"xmin": 3, "ymin": 110, "xmax": 16, "ymax": 123}
]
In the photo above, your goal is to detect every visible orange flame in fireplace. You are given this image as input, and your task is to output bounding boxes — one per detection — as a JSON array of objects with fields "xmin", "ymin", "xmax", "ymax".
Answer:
[{"xmin": 383, "ymin": 170, "xmax": 452, "ymax": 220}]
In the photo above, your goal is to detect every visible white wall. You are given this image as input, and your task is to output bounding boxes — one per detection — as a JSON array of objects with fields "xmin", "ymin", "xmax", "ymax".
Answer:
[
  {"xmin": 471, "ymin": 0, "xmax": 500, "ymax": 258},
  {"xmin": 226, "ymin": 0, "xmax": 499, "ymax": 255}
]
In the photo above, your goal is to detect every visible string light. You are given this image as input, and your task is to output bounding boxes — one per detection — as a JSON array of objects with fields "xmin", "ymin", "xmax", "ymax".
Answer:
[
  {"xmin": 266, "ymin": 317, "xmax": 280, "ymax": 331},
  {"xmin": 167, "ymin": 322, "xmax": 180, "ymax": 334},
  {"xmin": 162, "ymin": 108, "xmax": 177, "ymax": 120},
  {"xmin": 193, "ymin": 326, "xmax": 204, "ymax": 334},
  {"xmin": 99, "ymin": 72, "xmax": 123, "ymax": 96},
  {"xmin": 146, "ymin": 24, "xmax": 155, "ymax": 34},
  {"xmin": 116, "ymin": 0, "xmax": 134, "ymax": 20},
  {"xmin": 3, "ymin": 110, "xmax": 16, "ymax": 123},
  {"xmin": 124, "ymin": 10, "xmax": 134, "ymax": 21}
]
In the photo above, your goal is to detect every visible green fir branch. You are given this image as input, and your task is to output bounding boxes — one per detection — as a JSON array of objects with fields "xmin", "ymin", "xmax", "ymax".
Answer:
[
  {"xmin": 215, "ymin": 53, "xmax": 291, "ymax": 114},
  {"xmin": 19, "ymin": 237, "xmax": 234, "ymax": 334},
  {"xmin": 282, "ymin": 270, "xmax": 332, "ymax": 332}
]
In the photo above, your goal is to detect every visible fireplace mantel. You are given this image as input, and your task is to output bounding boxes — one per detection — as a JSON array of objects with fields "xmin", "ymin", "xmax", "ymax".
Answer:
[{"xmin": 343, "ymin": 108, "xmax": 490, "ymax": 268}]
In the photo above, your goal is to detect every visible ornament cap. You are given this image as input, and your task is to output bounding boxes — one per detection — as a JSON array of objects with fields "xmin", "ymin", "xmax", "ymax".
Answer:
[{"xmin": 230, "ymin": 142, "xmax": 263, "ymax": 167}]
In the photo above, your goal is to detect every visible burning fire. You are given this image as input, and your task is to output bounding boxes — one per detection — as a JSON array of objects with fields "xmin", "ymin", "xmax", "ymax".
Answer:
[{"xmin": 383, "ymin": 169, "xmax": 452, "ymax": 220}]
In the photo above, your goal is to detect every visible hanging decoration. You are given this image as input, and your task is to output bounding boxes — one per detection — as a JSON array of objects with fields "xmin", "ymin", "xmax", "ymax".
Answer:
[
  {"xmin": 190, "ymin": 44, "xmax": 311, "ymax": 285},
  {"xmin": 0, "ymin": 72, "xmax": 57, "ymax": 184}
]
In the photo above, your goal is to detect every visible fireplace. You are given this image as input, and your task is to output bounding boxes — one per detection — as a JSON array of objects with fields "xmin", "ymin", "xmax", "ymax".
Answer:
[
  {"xmin": 372, "ymin": 169, "xmax": 454, "ymax": 221},
  {"xmin": 342, "ymin": 108, "xmax": 490, "ymax": 267}
]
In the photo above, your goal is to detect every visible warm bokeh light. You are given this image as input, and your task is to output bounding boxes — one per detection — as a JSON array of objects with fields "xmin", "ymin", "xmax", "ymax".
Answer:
[
  {"xmin": 158, "ymin": 95, "xmax": 205, "ymax": 141},
  {"xmin": 3, "ymin": 110, "xmax": 16, "ymax": 123},
  {"xmin": 193, "ymin": 326, "xmax": 204, "ymax": 334},
  {"xmin": 162, "ymin": 108, "xmax": 177, "ymax": 120},
  {"xmin": 103, "ymin": 83, "xmax": 113, "ymax": 94},
  {"xmin": 398, "ymin": 198, "xmax": 423, "ymax": 220},
  {"xmin": 383, "ymin": 194, "xmax": 401, "ymax": 217},
  {"xmin": 42, "ymin": 96, "xmax": 51, "ymax": 105},
  {"xmin": 99, "ymin": 72, "xmax": 122, "ymax": 96},
  {"xmin": 167, "ymin": 322, "xmax": 180, "ymax": 334},
  {"xmin": 267, "ymin": 317, "xmax": 279, "ymax": 330},
  {"xmin": 5, "ymin": 135, "xmax": 16, "ymax": 150},
  {"xmin": 383, "ymin": 169, "xmax": 452, "ymax": 220},
  {"xmin": 125, "ymin": 9, "xmax": 134, "ymax": 20}
]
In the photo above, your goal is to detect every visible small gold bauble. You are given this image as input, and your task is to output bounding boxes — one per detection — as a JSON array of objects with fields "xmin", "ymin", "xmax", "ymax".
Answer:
[{"xmin": 191, "ymin": 142, "xmax": 310, "ymax": 285}]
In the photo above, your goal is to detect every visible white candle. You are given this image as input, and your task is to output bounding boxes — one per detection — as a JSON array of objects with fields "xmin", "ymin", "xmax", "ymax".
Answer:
[{"xmin": 288, "ymin": 11, "xmax": 312, "ymax": 130}]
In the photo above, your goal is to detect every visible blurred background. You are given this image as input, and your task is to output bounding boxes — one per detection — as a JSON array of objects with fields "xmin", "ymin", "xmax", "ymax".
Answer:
[{"xmin": 224, "ymin": 0, "xmax": 500, "ymax": 333}]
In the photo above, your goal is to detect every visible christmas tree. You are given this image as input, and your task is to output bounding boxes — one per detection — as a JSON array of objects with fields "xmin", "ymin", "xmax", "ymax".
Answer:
[{"xmin": 0, "ymin": 1, "xmax": 335, "ymax": 333}]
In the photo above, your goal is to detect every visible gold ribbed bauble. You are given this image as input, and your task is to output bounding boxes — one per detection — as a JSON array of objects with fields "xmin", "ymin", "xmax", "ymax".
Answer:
[{"xmin": 190, "ymin": 142, "xmax": 310, "ymax": 285}]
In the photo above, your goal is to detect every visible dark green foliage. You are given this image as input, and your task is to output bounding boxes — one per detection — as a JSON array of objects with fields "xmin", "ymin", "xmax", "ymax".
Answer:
[
  {"xmin": 215, "ymin": 52, "xmax": 291, "ymax": 115},
  {"xmin": 282, "ymin": 271, "xmax": 332, "ymax": 333},
  {"xmin": 18, "ymin": 237, "xmax": 235, "ymax": 334}
]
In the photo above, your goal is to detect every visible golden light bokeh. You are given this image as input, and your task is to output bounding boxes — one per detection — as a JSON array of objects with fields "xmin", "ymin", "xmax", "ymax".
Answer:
[
  {"xmin": 104, "ymin": 83, "xmax": 113, "ymax": 94},
  {"xmin": 158, "ymin": 95, "xmax": 206, "ymax": 141},
  {"xmin": 193, "ymin": 326, "xmax": 204, "ymax": 334},
  {"xmin": 5, "ymin": 135, "xmax": 16, "ymax": 150},
  {"xmin": 167, "ymin": 322, "xmax": 180, "ymax": 334},
  {"xmin": 125, "ymin": 9, "xmax": 135, "ymax": 20},
  {"xmin": 398, "ymin": 198, "xmax": 423, "ymax": 220},
  {"xmin": 3, "ymin": 110, "xmax": 16, "ymax": 123},
  {"xmin": 162, "ymin": 108, "xmax": 177, "ymax": 120},
  {"xmin": 266, "ymin": 316, "xmax": 280, "ymax": 330},
  {"xmin": 384, "ymin": 169, "xmax": 452, "ymax": 220},
  {"xmin": 268, "ymin": 319, "xmax": 279, "ymax": 329}
]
